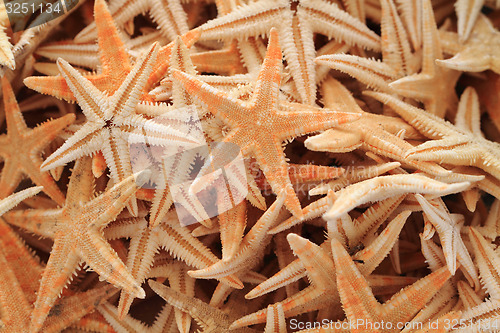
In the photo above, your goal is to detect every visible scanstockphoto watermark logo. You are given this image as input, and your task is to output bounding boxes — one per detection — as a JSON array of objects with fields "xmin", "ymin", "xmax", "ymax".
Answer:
[
  {"xmin": 129, "ymin": 106, "xmax": 248, "ymax": 226},
  {"xmin": 3, "ymin": 0, "xmax": 78, "ymax": 32}
]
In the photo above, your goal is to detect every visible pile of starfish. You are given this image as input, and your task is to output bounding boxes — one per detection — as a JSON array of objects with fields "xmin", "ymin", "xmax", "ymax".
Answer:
[{"xmin": 1, "ymin": 0, "xmax": 500, "ymax": 331}]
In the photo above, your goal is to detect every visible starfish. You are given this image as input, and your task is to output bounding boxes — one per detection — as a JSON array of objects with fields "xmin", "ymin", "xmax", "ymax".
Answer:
[
  {"xmin": 455, "ymin": 0, "xmax": 500, "ymax": 42},
  {"xmin": 23, "ymin": 0, "xmax": 200, "ymax": 103},
  {"xmin": 330, "ymin": 237, "xmax": 453, "ymax": 333},
  {"xmin": 304, "ymin": 77, "xmax": 457, "ymax": 179},
  {"xmin": 415, "ymin": 194, "xmax": 479, "ymax": 289},
  {"xmin": 149, "ymin": 280, "xmax": 260, "ymax": 333},
  {"xmin": 323, "ymin": 174, "xmax": 470, "ymax": 220},
  {"xmin": 314, "ymin": 0, "xmax": 416, "ymax": 93},
  {"xmin": 197, "ymin": 0, "xmax": 381, "ymax": 105},
  {"xmin": 0, "ymin": 76, "xmax": 74, "ymax": 206},
  {"xmin": 389, "ymin": 0, "xmax": 460, "ymax": 118},
  {"xmin": 172, "ymin": 28, "xmax": 361, "ymax": 217},
  {"xmin": 1, "ymin": 156, "xmax": 150, "ymax": 332},
  {"xmin": 365, "ymin": 91, "xmax": 500, "ymax": 185},
  {"xmin": 234, "ymin": 212, "xmax": 410, "ymax": 328},
  {"xmin": 0, "ymin": 219, "xmax": 117, "ymax": 332},
  {"xmin": 438, "ymin": 14, "xmax": 500, "ymax": 74}
]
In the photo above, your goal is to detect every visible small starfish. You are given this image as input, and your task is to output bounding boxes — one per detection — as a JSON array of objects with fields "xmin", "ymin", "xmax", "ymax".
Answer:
[
  {"xmin": 172, "ymin": 28, "xmax": 361, "ymax": 217},
  {"xmin": 0, "ymin": 219, "xmax": 118, "ymax": 332},
  {"xmin": 416, "ymin": 194, "xmax": 479, "ymax": 289},
  {"xmin": 0, "ymin": 76, "xmax": 74, "ymax": 206},
  {"xmin": 389, "ymin": 0, "xmax": 460, "ymax": 117},
  {"xmin": 324, "ymin": 174, "xmax": 470, "ymax": 220},
  {"xmin": 305, "ymin": 77, "xmax": 455, "ymax": 179},
  {"xmin": 149, "ymin": 280, "xmax": 260, "ymax": 333},
  {"xmin": 2, "ymin": 156, "xmax": 150, "ymax": 332},
  {"xmin": 455, "ymin": 0, "xmax": 500, "ymax": 42},
  {"xmin": 330, "ymin": 237, "xmax": 453, "ymax": 333},
  {"xmin": 23, "ymin": 0, "xmax": 200, "ymax": 103},
  {"xmin": 366, "ymin": 91, "xmax": 500, "ymax": 185},
  {"xmin": 438, "ymin": 14, "xmax": 500, "ymax": 74}
]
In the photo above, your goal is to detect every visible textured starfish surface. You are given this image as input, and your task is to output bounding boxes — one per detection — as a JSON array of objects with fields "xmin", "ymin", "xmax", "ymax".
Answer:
[
  {"xmin": 366, "ymin": 91, "xmax": 500, "ymax": 184},
  {"xmin": 2, "ymin": 156, "xmax": 149, "ymax": 332},
  {"xmin": 0, "ymin": 76, "xmax": 74, "ymax": 206},
  {"xmin": 173, "ymin": 28, "xmax": 361, "ymax": 217},
  {"xmin": 0, "ymin": 219, "xmax": 117, "ymax": 332},
  {"xmin": 438, "ymin": 14, "xmax": 500, "ymax": 74},
  {"xmin": 23, "ymin": 0, "xmax": 200, "ymax": 103},
  {"xmin": 4, "ymin": 0, "xmax": 500, "ymax": 331},
  {"xmin": 389, "ymin": 0, "xmax": 461, "ymax": 118}
]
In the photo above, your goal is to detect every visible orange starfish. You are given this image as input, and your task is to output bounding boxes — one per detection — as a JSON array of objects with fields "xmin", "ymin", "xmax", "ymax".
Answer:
[
  {"xmin": 0, "ymin": 76, "xmax": 74, "ymax": 206},
  {"xmin": 2, "ymin": 156, "xmax": 150, "ymax": 332},
  {"xmin": 173, "ymin": 28, "xmax": 361, "ymax": 217}
]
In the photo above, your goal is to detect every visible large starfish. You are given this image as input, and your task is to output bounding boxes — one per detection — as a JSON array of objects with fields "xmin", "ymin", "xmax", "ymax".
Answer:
[
  {"xmin": 0, "ymin": 76, "xmax": 73, "ymax": 206},
  {"xmin": 172, "ymin": 28, "xmax": 360, "ymax": 217},
  {"xmin": 2, "ymin": 156, "xmax": 150, "ymax": 332}
]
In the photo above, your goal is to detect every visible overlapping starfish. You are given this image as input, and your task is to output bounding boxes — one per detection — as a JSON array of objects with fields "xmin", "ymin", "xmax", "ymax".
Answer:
[{"xmin": 1, "ymin": 0, "xmax": 500, "ymax": 332}]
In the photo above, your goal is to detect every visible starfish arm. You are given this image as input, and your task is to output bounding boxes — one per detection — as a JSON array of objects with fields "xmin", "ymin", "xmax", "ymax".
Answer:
[
  {"xmin": 280, "ymin": 11, "xmax": 317, "ymax": 105},
  {"xmin": 380, "ymin": 0, "xmax": 413, "ymax": 76},
  {"xmin": 116, "ymin": 218, "xmax": 158, "ymax": 318},
  {"xmin": 35, "ymin": 41, "xmax": 101, "ymax": 69},
  {"xmin": 0, "ymin": 159, "xmax": 25, "ymax": 200},
  {"xmin": 0, "ymin": 24, "xmax": 14, "ymax": 69},
  {"xmin": 395, "ymin": 0, "xmax": 422, "ymax": 51},
  {"xmin": 287, "ymin": 233, "xmax": 336, "ymax": 290},
  {"xmin": 264, "ymin": 303, "xmax": 286, "ymax": 333},
  {"xmin": 315, "ymin": 54, "xmax": 398, "ymax": 92},
  {"xmin": 324, "ymin": 174, "xmax": 470, "ymax": 220},
  {"xmin": 0, "ymin": 186, "xmax": 42, "ymax": 216},
  {"xmin": 42, "ymin": 285, "xmax": 117, "ymax": 332},
  {"xmin": 198, "ymin": 0, "xmax": 288, "ymax": 41},
  {"xmin": 219, "ymin": 201, "xmax": 247, "ymax": 260},
  {"xmin": 40, "ymin": 124, "xmax": 107, "ymax": 171},
  {"xmin": 354, "ymin": 210, "xmax": 411, "ymax": 275},
  {"xmin": 364, "ymin": 91, "xmax": 457, "ymax": 138},
  {"xmin": 29, "ymin": 240, "xmax": 81, "ymax": 333},
  {"xmin": 77, "ymin": 231, "xmax": 145, "ymax": 297},
  {"xmin": 0, "ymin": 246, "xmax": 32, "ymax": 327},
  {"xmin": 305, "ymin": 127, "xmax": 362, "ymax": 153},
  {"xmin": 277, "ymin": 102, "xmax": 362, "ymax": 139},
  {"xmin": 436, "ymin": 51, "xmax": 492, "ymax": 73},
  {"xmin": 455, "ymin": 0, "xmax": 485, "ymax": 42},
  {"xmin": 299, "ymin": 0, "xmax": 381, "ymax": 51},
  {"xmin": 94, "ymin": 0, "xmax": 131, "ymax": 76},
  {"xmin": 2, "ymin": 208, "xmax": 61, "ymax": 239}
]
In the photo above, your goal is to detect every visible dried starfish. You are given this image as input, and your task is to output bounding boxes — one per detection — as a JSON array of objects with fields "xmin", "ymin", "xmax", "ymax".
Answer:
[
  {"xmin": 173, "ymin": 28, "xmax": 361, "ymax": 217},
  {"xmin": 389, "ymin": 0, "xmax": 460, "ymax": 118},
  {"xmin": 366, "ymin": 91, "xmax": 500, "ymax": 186},
  {"xmin": 2, "ymin": 156, "xmax": 149, "ymax": 332},
  {"xmin": 0, "ymin": 76, "xmax": 74, "ymax": 206},
  {"xmin": 438, "ymin": 14, "xmax": 500, "ymax": 74}
]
